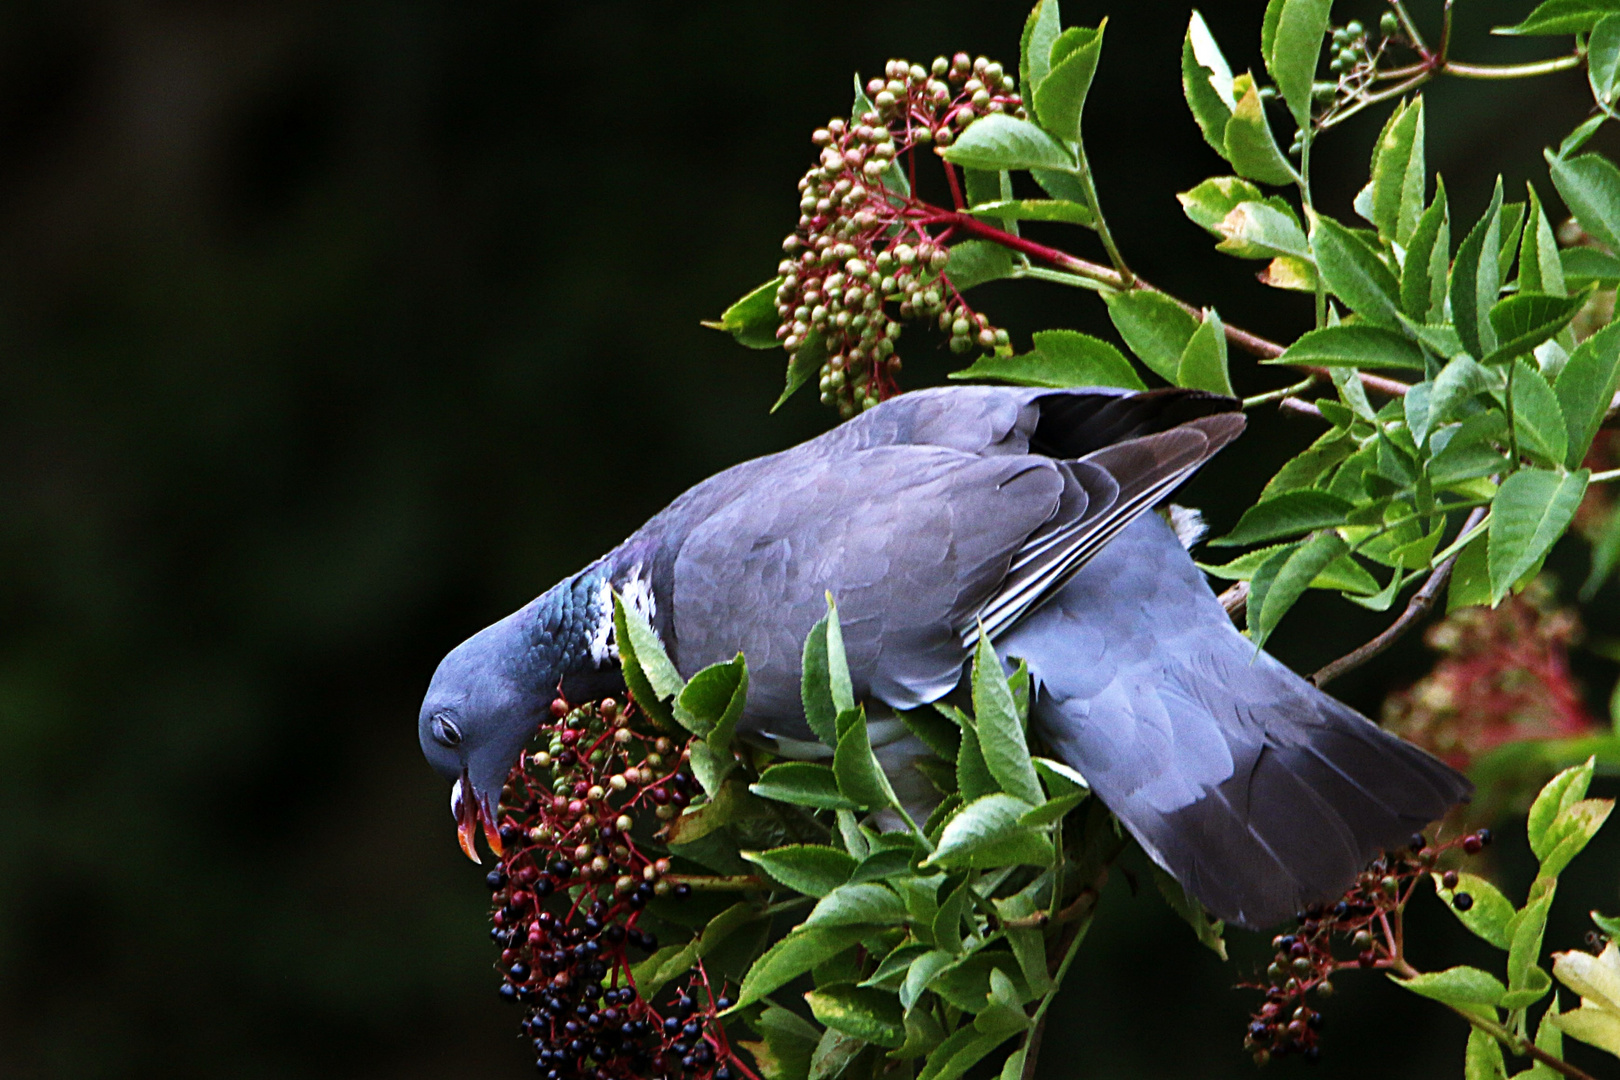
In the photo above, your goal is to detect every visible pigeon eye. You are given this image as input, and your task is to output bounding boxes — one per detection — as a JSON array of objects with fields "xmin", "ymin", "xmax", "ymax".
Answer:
[{"xmin": 431, "ymin": 714, "xmax": 463, "ymax": 747}]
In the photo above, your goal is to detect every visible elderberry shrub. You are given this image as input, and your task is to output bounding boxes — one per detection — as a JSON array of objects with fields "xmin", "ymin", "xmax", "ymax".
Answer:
[
  {"xmin": 775, "ymin": 53, "xmax": 1022, "ymax": 418},
  {"xmin": 1239, "ymin": 830, "xmax": 1494, "ymax": 1066},
  {"xmin": 486, "ymin": 695, "xmax": 745, "ymax": 1080}
]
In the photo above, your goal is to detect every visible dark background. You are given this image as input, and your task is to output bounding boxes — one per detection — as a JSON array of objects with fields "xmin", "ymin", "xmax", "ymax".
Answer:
[{"xmin": 1, "ymin": 1, "xmax": 1617, "ymax": 1077}]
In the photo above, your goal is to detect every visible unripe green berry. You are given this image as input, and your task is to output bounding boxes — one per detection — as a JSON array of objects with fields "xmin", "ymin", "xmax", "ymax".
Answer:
[
  {"xmin": 875, "ymin": 90, "xmax": 896, "ymax": 110},
  {"xmin": 932, "ymin": 56, "xmax": 949, "ymax": 76},
  {"xmin": 1380, "ymin": 11, "xmax": 1399, "ymax": 35},
  {"xmin": 1346, "ymin": 19, "xmax": 1363, "ymax": 36}
]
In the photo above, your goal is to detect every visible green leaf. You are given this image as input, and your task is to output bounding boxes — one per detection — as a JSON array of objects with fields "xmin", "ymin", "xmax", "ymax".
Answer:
[
  {"xmin": 1520, "ymin": 183, "xmax": 1567, "ymax": 296},
  {"xmin": 1547, "ymin": 150, "xmax": 1620, "ymax": 251},
  {"xmin": 1448, "ymin": 532, "xmax": 1491, "ymax": 612},
  {"xmin": 1562, "ymin": 246, "xmax": 1620, "ymax": 287},
  {"xmin": 965, "ymin": 198, "xmax": 1095, "ymax": 227},
  {"xmin": 1216, "ymin": 201, "xmax": 1311, "ymax": 259},
  {"xmin": 1035, "ymin": 23, "xmax": 1106, "ymax": 145},
  {"xmin": 864, "ymin": 941, "xmax": 934, "ymax": 990},
  {"xmin": 1150, "ymin": 863, "xmax": 1228, "ymax": 959},
  {"xmin": 1430, "ymin": 354, "xmax": 1501, "ymax": 430},
  {"xmin": 806, "ymin": 986, "xmax": 905, "ymax": 1048},
  {"xmin": 915, "ymin": 1025, "xmax": 1016, "ymax": 1080},
  {"xmin": 1021, "ymin": 0, "xmax": 1063, "ymax": 118},
  {"xmin": 1019, "ymin": 791, "xmax": 1087, "ymax": 826},
  {"xmin": 1508, "ymin": 885, "xmax": 1556, "ymax": 998},
  {"xmin": 744, "ymin": 1005, "xmax": 821, "ymax": 1080},
  {"xmin": 753, "ymin": 763, "xmax": 862, "ymax": 810},
  {"xmin": 1538, "ymin": 797, "xmax": 1614, "ymax": 876},
  {"xmin": 1452, "ymin": 179, "xmax": 1506, "ymax": 359},
  {"xmin": 1200, "ymin": 543, "xmax": 1379, "ymax": 595},
  {"xmin": 1482, "ymin": 292, "xmax": 1586, "ymax": 365},
  {"xmin": 950, "ymin": 329, "xmax": 1145, "ymax": 390},
  {"xmin": 1182, "ymin": 12, "xmax": 1237, "ymax": 156},
  {"xmin": 633, "ymin": 901, "xmax": 761, "ymax": 1001},
  {"xmin": 1267, "ymin": 0, "xmax": 1331, "ymax": 129},
  {"xmin": 931, "ymin": 877, "xmax": 972, "ymax": 954},
  {"xmin": 705, "ymin": 277, "xmax": 784, "ymax": 349},
  {"xmin": 808, "ymin": 1027, "xmax": 864, "ymax": 1080},
  {"xmin": 945, "ymin": 240, "xmax": 1019, "ymax": 292},
  {"xmin": 805, "ymin": 883, "xmax": 909, "ymax": 929},
  {"xmin": 1582, "ymin": 504, "xmax": 1620, "ymax": 600},
  {"xmin": 971, "ymin": 633, "xmax": 1044, "ymax": 806},
  {"xmin": 1211, "ymin": 489, "xmax": 1355, "ymax": 546},
  {"xmin": 1433, "ymin": 872, "xmax": 1516, "ymax": 949},
  {"xmin": 1488, "ymin": 468, "xmax": 1590, "ymax": 604},
  {"xmin": 1105, "ymin": 290, "xmax": 1199, "ymax": 382},
  {"xmin": 1557, "ymin": 320, "xmax": 1620, "ymax": 468},
  {"xmin": 613, "ymin": 592, "xmax": 681, "ymax": 731},
  {"xmin": 743, "ymin": 845, "xmax": 857, "ymax": 898},
  {"xmin": 1176, "ymin": 309, "xmax": 1234, "ymax": 395},
  {"xmin": 1509, "ymin": 359, "xmax": 1570, "ymax": 467},
  {"xmin": 1594, "ymin": 14, "xmax": 1620, "ymax": 106},
  {"xmin": 1310, "ymin": 213, "xmax": 1401, "ymax": 326},
  {"xmin": 1361, "ymin": 98, "xmax": 1427, "ymax": 245},
  {"xmin": 1498, "ymin": 0, "xmax": 1620, "ymax": 37},
  {"xmin": 677, "ymin": 654, "xmax": 748, "ymax": 750},
  {"xmin": 1528, "ymin": 1005, "xmax": 1567, "ymax": 1080},
  {"xmin": 1258, "ymin": 255, "xmax": 1319, "ymax": 291},
  {"xmin": 923, "ymin": 793, "xmax": 1054, "ymax": 870},
  {"xmin": 956, "ymin": 722, "xmax": 998, "ymax": 801},
  {"xmin": 1178, "ymin": 175, "xmax": 1264, "ymax": 232},
  {"xmin": 834, "ymin": 709, "xmax": 902, "ymax": 811},
  {"xmin": 1223, "ymin": 84, "xmax": 1296, "ymax": 186},
  {"xmin": 1392, "ymin": 965, "xmax": 1507, "ymax": 1008},
  {"xmin": 1032, "ymin": 756, "xmax": 1090, "ymax": 795},
  {"xmin": 965, "ymin": 168, "xmax": 1017, "ymax": 234},
  {"xmin": 735, "ymin": 925, "xmax": 870, "ymax": 1009},
  {"xmin": 1251, "ymin": 530, "xmax": 1350, "ymax": 648},
  {"xmin": 940, "ymin": 114, "xmax": 1074, "ymax": 172},
  {"xmin": 1274, "ymin": 324, "xmax": 1426, "ymax": 370},
  {"xmin": 1464, "ymin": 1027, "xmax": 1507, "ymax": 1080},
  {"xmin": 775, "ymin": 327, "xmax": 828, "ymax": 412},
  {"xmin": 801, "ymin": 612, "xmax": 839, "ymax": 748},
  {"xmin": 1259, "ymin": 426, "xmax": 1356, "ymax": 498},
  {"xmin": 1429, "ymin": 412, "xmax": 1512, "ymax": 485},
  {"xmin": 1402, "ymin": 178, "xmax": 1451, "ymax": 321}
]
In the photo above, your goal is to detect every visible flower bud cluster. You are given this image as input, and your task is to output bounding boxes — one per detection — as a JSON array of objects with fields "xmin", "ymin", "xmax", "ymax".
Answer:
[
  {"xmin": 486, "ymin": 695, "xmax": 744, "ymax": 1080},
  {"xmin": 1241, "ymin": 830, "xmax": 1493, "ymax": 1066},
  {"xmin": 775, "ymin": 53, "xmax": 1023, "ymax": 417}
]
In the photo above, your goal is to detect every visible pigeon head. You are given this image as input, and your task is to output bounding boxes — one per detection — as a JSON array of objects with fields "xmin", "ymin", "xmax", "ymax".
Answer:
[{"xmin": 419, "ymin": 609, "xmax": 556, "ymax": 862}]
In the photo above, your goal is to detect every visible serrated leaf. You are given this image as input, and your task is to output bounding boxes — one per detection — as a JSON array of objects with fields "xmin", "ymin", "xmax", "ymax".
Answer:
[
  {"xmin": 1393, "ymin": 965, "xmax": 1507, "ymax": 1007},
  {"xmin": 1150, "ymin": 863, "xmax": 1228, "ymax": 959},
  {"xmin": 1311, "ymin": 213, "xmax": 1401, "ymax": 326},
  {"xmin": 1021, "ymin": 0, "xmax": 1063, "ymax": 118},
  {"xmin": 775, "ymin": 326, "xmax": 828, "ymax": 412},
  {"xmin": 834, "ymin": 709, "xmax": 902, "ymax": 811},
  {"xmin": 705, "ymin": 277, "xmax": 785, "ymax": 349},
  {"xmin": 1453, "ymin": 179, "xmax": 1507, "ymax": 359},
  {"xmin": 1211, "ymin": 489, "xmax": 1355, "ymax": 546},
  {"xmin": 1032, "ymin": 756, "xmax": 1090, "ymax": 794},
  {"xmin": 971, "ymin": 633, "xmax": 1043, "ymax": 806},
  {"xmin": 1562, "ymin": 246, "xmax": 1620, "ymax": 287},
  {"xmin": 1402, "ymin": 178, "xmax": 1451, "ymax": 321},
  {"xmin": 1258, "ymin": 254, "xmax": 1319, "ymax": 291},
  {"xmin": 1488, "ymin": 468, "xmax": 1590, "ymax": 604},
  {"xmin": 1267, "ymin": 0, "xmax": 1331, "ymax": 129},
  {"xmin": 1539, "ymin": 797, "xmax": 1614, "ymax": 877},
  {"xmin": 946, "ymin": 240, "xmax": 1019, "ymax": 292},
  {"xmin": 806, "ymin": 986, "xmax": 905, "ymax": 1048},
  {"xmin": 1547, "ymin": 149, "xmax": 1620, "ymax": 251},
  {"xmin": 1429, "ymin": 412, "xmax": 1511, "ymax": 485},
  {"xmin": 805, "ymin": 882, "xmax": 909, "ymax": 929},
  {"xmin": 956, "ymin": 722, "xmax": 998, "ymax": 802},
  {"xmin": 1465, "ymin": 1026, "xmax": 1507, "ymax": 1080},
  {"xmin": 735, "ymin": 925, "xmax": 871, "ymax": 1009},
  {"xmin": 802, "ymin": 612, "xmax": 839, "ymax": 748},
  {"xmin": 1182, "ymin": 12, "xmax": 1236, "ymax": 156},
  {"xmin": 1176, "ymin": 308, "xmax": 1234, "ymax": 395},
  {"xmin": 1482, "ymin": 292, "xmax": 1586, "ymax": 365},
  {"xmin": 1201, "ymin": 543, "xmax": 1380, "ymax": 595},
  {"xmin": 1509, "ymin": 359, "xmax": 1570, "ymax": 467},
  {"xmin": 1019, "ymin": 791, "xmax": 1087, "ymax": 826},
  {"xmin": 915, "ymin": 1025, "xmax": 1017, "ymax": 1080},
  {"xmin": 744, "ymin": 845, "xmax": 857, "ymax": 898},
  {"xmin": 950, "ymin": 329, "xmax": 1144, "ymax": 390},
  {"xmin": 1433, "ymin": 872, "xmax": 1516, "ymax": 949},
  {"xmin": 1105, "ymin": 290, "xmax": 1199, "ymax": 382},
  {"xmin": 1260, "ymin": 426, "xmax": 1356, "ymax": 498},
  {"xmin": 1448, "ymin": 532, "xmax": 1491, "ymax": 612},
  {"xmin": 633, "ymin": 901, "xmax": 760, "ymax": 1001},
  {"xmin": 613, "ymin": 592, "xmax": 681, "ymax": 731},
  {"xmin": 808, "ymin": 1027, "xmax": 864, "ymax": 1080},
  {"xmin": 1557, "ymin": 320, "xmax": 1620, "ymax": 468},
  {"xmin": 677, "ymin": 654, "xmax": 747, "ymax": 751},
  {"xmin": 1251, "ymin": 530, "xmax": 1350, "ymax": 647},
  {"xmin": 1179, "ymin": 175, "xmax": 1265, "ymax": 232},
  {"xmin": 1035, "ymin": 23, "xmax": 1106, "ymax": 145},
  {"xmin": 1498, "ymin": 0, "xmax": 1620, "ymax": 37},
  {"xmin": 1274, "ymin": 324, "xmax": 1426, "ymax": 370},
  {"xmin": 923, "ymin": 793, "xmax": 1053, "ymax": 870},
  {"xmin": 1223, "ymin": 83, "xmax": 1295, "ymax": 186},
  {"xmin": 753, "ymin": 763, "xmax": 862, "ymax": 810},
  {"xmin": 1594, "ymin": 15, "xmax": 1620, "ymax": 106},
  {"xmin": 1216, "ymin": 201, "xmax": 1311, "ymax": 259},
  {"xmin": 966, "ymin": 198, "xmax": 1095, "ymax": 227},
  {"xmin": 1521, "ymin": 183, "xmax": 1566, "ymax": 296},
  {"xmin": 1362, "ymin": 98, "xmax": 1427, "ymax": 245},
  {"xmin": 940, "ymin": 114, "xmax": 1074, "ymax": 172}
]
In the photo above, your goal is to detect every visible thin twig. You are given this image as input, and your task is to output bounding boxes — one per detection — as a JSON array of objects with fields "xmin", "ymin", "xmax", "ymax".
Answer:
[
  {"xmin": 664, "ymin": 874, "xmax": 767, "ymax": 891},
  {"xmin": 1219, "ymin": 581, "xmax": 1249, "ymax": 623},
  {"xmin": 1311, "ymin": 507, "xmax": 1488, "ymax": 687},
  {"xmin": 1280, "ymin": 396, "xmax": 1325, "ymax": 420}
]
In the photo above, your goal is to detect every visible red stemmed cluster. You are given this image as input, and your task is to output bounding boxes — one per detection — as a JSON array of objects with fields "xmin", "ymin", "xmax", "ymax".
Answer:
[
  {"xmin": 772, "ymin": 52, "xmax": 1025, "ymax": 417},
  {"xmin": 1382, "ymin": 581, "xmax": 1596, "ymax": 771},
  {"xmin": 485, "ymin": 696, "xmax": 751, "ymax": 1080},
  {"xmin": 1240, "ymin": 829, "xmax": 1494, "ymax": 1065}
]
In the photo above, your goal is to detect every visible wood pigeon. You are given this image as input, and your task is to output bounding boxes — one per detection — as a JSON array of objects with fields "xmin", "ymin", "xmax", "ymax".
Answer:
[{"xmin": 419, "ymin": 385, "xmax": 1469, "ymax": 928}]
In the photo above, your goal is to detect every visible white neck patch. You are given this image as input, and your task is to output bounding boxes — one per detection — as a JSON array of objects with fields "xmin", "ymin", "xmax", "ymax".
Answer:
[{"xmin": 588, "ymin": 564, "xmax": 659, "ymax": 666}]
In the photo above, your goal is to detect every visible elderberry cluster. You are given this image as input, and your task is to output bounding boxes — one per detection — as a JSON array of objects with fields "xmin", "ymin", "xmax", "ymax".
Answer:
[
  {"xmin": 774, "ymin": 53, "xmax": 1023, "ymax": 417},
  {"xmin": 484, "ymin": 695, "xmax": 747, "ymax": 1080},
  {"xmin": 1241, "ymin": 829, "xmax": 1494, "ymax": 1066}
]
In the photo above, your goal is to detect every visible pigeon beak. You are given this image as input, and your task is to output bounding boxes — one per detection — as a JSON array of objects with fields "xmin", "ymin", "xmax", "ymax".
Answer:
[
  {"xmin": 452, "ymin": 772, "xmax": 482, "ymax": 863},
  {"xmin": 480, "ymin": 790, "xmax": 506, "ymax": 859}
]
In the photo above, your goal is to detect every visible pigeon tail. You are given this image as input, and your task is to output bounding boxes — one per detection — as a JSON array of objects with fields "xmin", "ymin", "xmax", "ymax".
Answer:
[{"xmin": 999, "ymin": 513, "xmax": 1471, "ymax": 929}]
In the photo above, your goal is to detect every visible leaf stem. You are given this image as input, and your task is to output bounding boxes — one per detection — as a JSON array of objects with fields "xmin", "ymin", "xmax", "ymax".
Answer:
[
  {"xmin": 1591, "ymin": 467, "xmax": 1620, "ymax": 483},
  {"xmin": 1387, "ymin": 0, "xmax": 1429, "ymax": 54},
  {"xmin": 1444, "ymin": 55, "xmax": 1585, "ymax": 80},
  {"xmin": 1311, "ymin": 507, "xmax": 1486, "ymax": 687},
  {"xmin": 1243, "ymin": 375, "xmax": 1318, "ymax": 409},
  {"xmin": 1017, "ymin": 912, "xmax": 1096, "ymax": 1080},
  {"xmin": 665, "ymin": 874, "xmax": 768, "ymax": 891},
  {"xmin": 1072, "ymin": 142, "xmax": 1132, "ymax": 285}
]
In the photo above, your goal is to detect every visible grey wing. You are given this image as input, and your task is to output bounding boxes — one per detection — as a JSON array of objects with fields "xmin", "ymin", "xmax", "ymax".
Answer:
[
  {"xmin": 1003, "ymin": 514, "xmax": 1470, "ymax": 928},
  {"xmin": 669, "ymin": 446, "xmax": 1067, "ymax": 734}
]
